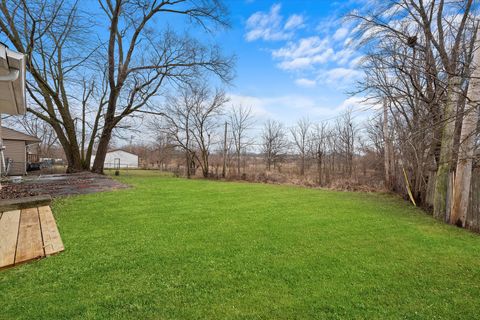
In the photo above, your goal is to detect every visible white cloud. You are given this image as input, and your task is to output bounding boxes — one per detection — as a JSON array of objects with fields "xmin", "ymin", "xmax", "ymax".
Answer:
[
  {"xmin": 337, "ymin": 96, "xmax": 381, "ymax": 113},
  {"xmin": 227, "ymin": 94, "xmax": 271, "ymax": 117},
  {"xmin": 333, "ymin": 27, "xmax": 349, "ymax": 41},
  {"xmin": 278, "ymin": 50, "xmax": 334, "ymax": 70},
  {"xmin": 244, "ymin": 4, "xmax": 367, "ymax": 100},
  {"xmin": 266, "ymin": 95, "xmax": 315, "ymax": 109},
  {"xmin": 334, "ymin": 48, "xmax": 356, "ymax": 65},
  {"xmin": 272, "ymin": 37, "xmax": 327, "ymax": 59},
  {"xmin": 245, "ymin": 4, "xmax": 284, "ymax": 41},
  {"xmin": 245, "ymin": 4, "xmax": 304, "ymax": 42},
  {"xmin": 381, "ymin": 4, "xmax": 402, "ymax": 18},
  {"xmin": 295, "ymin": 78, "xmax": 316, "ymax": 88},
  {"xmin": 315, "ymin": 15, "xmax": 338, "ymax": 34},
  {"xmin": 321, "ymin": 67, "xmax": 363, "ymax": 86},
  {"xmin": 270, "ymin": 95, "xmax": 317, "ymax": 110},
  {"xmin": 227, "ymin": 93, "xmax": 327, "ymax": 116},
  {"xmin": 284, "ymin": 14, "xmax": 305, "ymax": 30},
  {"xmin": 343, "ymin": 37, "xmax": 354, "ymax": 47},
  {"xmin": 349, "ymin": 55, "xmax": 364, "ymax": 68},
  {"xmin": 273, "ymin": 36, "xmax": 335, "ymax": 70},
  {"xmin": 358, "ymin": 25, "xmax": 384, "ymax": 44},
  {"xmin": 338, "ymin": 96, "xmax": 365, "ymax": 111},
  {"xmin": 226, "ymin": 93, "xmax": 380, "ymax": 126}
]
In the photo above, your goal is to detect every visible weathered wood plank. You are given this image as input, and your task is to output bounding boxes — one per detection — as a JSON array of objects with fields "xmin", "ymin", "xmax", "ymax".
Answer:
[
  {"xmin": 38, "ymin": 206, "xmax": 64, "ymax": 256},
  {"xmin": 0, "ymin": 195, "xmax": 52, "ymax": 212},
  {"xmin": 15, "ymin": 208, "xmax": 45, "ymax": 264},
  {"xmin": 0, "ymin": 210, "xmax": 21, "ymax": 268}
]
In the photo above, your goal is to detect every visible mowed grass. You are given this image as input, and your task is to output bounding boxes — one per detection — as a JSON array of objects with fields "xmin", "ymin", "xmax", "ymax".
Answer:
[{"xmin": 1, "ymin": 171, "xmax": 480, "ymax": 319}]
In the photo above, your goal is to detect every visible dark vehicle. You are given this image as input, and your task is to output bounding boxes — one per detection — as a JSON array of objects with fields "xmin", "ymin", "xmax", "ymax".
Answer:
[{"xmin": 27, "ymin": 162, "xmax": 41, "ymax": 171}]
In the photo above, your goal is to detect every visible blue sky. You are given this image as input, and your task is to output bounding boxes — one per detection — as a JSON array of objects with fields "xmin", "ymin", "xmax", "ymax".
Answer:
[
  {"xmin": 214, "ymin": 0, "xmax": 366, "ymax": 125},
  {"xmin": 76, "ymin": 0, "xmax": 371, "ymax": 145}
]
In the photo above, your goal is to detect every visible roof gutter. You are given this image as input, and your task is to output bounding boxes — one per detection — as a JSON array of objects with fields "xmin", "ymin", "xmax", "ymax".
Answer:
[{"xmin": 0, "ymin": 68, "xmax": 19, "ymax": 82}]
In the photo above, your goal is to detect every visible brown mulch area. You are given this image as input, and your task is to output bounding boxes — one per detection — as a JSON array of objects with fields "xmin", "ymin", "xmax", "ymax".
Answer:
[{"xmin": 0, "ymin": 172, "xmax": 128, "ymax": 200}]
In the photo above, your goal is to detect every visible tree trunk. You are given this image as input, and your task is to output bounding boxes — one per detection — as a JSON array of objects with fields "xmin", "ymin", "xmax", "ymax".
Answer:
[
  {"xmin": 317, "ymin": 151, "xmax": 322, "ymax": 186},
  {"xmin": 434, "ymin": 75, "xmax": 460, "ymax": 221},
  {"xmin": 237, "ymin": 150, "xmax": 241, "ymax": 176},
  {"xmin": 64, "ymin": 148, "xmax": 83, "ymax": 173},
  {"xmin": 451, "ymin": 49, "xmax": 480, "ymax": 226},
  {"xmin": 186, "ymin": 151, "xmax": 191, "ymax": 178},
  {"xmin": 91, "ymin": 83, "xmax": 121, "ymax": 174},
  {"xmin": 331, "ymin": 151, "xmax": 335, "ymax": 178},
  {"xmin": 300, "ymin": 154, "xmax": 305, "ymax": 176},
  {"xmin": 325, "ymin": 158, "xmax": 330, "ymax": 184},
  {"xmin": 222, "ymin": 122, "xmax": 227, "ymax": 178},
  {"xmin": 50, "ymin": 123, "xmax": 83, "ymax": 173},
  {"xmin": 202, "ymin": 150, "xmax": 209, "ymax": 178},
  {"xmin": 91, "ymin": 125, "xmax": 113, "ymax": 174},
  {"xmin": 383, "ymin": 99, "xmax": 394, "ymax": 191}
]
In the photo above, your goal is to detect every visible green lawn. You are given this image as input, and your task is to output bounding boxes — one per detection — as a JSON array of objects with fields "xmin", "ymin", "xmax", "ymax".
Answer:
[{"xmin": 1, "ymin": 171, "xmax": 480, "ymax": 319}]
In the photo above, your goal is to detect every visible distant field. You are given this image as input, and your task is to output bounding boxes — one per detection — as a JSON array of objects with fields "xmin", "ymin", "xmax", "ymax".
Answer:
[{"xmin": 1, "ymin": 170, "xmax": 479, "ymax": 319}]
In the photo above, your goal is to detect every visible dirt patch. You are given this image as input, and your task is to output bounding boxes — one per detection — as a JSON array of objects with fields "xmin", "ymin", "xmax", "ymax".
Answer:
[{"xmin": 0, "ymin": 172, "xmax": 128, "ymax": 199}]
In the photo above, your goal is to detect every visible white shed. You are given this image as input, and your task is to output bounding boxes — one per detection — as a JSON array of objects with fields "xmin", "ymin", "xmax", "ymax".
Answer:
[{"xmin": 91, "ymin": 149, "xmax": 139, "ymax": 169}]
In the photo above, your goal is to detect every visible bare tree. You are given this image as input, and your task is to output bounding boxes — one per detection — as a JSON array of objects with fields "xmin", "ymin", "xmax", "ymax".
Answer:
[
  {"xmin": 383, "ymin": 99, "xmax": 396, "ymax": 191},
  {"xmin": 155, "ymin": 84, "xmax": 227, "ymax": 178},
  {"xmin": 290, "ymin": 117, "xmax": 311, "ymax": 176},
  {"xmin": 0, "ymin": 0, "xmax": 233, "ymax": 173},
  {"xmin": 451, "ymin": 26, "xmax": 480, "ymax": 226},
  {"xmin": 350, "ymin": 0, "xmax": 478, "ymax": 221},
  {"xmin": 262, "ymin": 120, "xmax": 288, "ymax": 171},
  {"xmin": 309, "ymin": 122, "xmax": 328, "ymax": 185},
  {"xmin": 335, "ymin": 109, "xmax": 356, "ymax": 178},
  {"xmin": 152, "ymin": 130, "xmax": 174, "ymax": 171},
  {"xmin": 189, "ymin": 86, "xmax": 228, "ymax": 178},
  {"xmin": 363, "ymin": 115, "xmax": 387, "ymax": 179},
  {"xmin": 0, "ymin": 0, "xmax": 98, "ymax": 172},
  {"xmin": 91, "ymin": 0, "xmax": 233, "ymax": 174},
  {"xmin": 229, "ymin": 105, "xmax": 255, "ymax": 176},
  {"xmin": 151, "ymin": 87, "xmax": 195, "ymax": 178}
]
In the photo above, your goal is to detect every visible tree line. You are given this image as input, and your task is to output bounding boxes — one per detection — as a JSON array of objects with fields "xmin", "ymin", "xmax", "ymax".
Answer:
[
  {"xmin": 148, "ymin": 89, "xmax": 361, "ymax": 186},
  {"xmin": 350, "ymin": 0, "xmax": 480, "ymax": 229}
]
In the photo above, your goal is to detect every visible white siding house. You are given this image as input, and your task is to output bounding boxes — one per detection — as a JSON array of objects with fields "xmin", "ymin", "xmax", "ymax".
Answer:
[
  {"xmin": 1, "ymin": 127, "xmax": 40, "ymax": 175},
  {"xmin": 91, "ymin": 149, "xmax": 139, "ymax": 169}
]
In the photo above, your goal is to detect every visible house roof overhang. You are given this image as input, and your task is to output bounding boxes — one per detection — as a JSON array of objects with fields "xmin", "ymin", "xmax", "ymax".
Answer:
[
  {"xmin": 1, "ymin": 126, "xmax": 40, "ymax": 144},
  {"xmin": 0, "ymin": 44, "xmax": 26, "ymax": 115}
]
